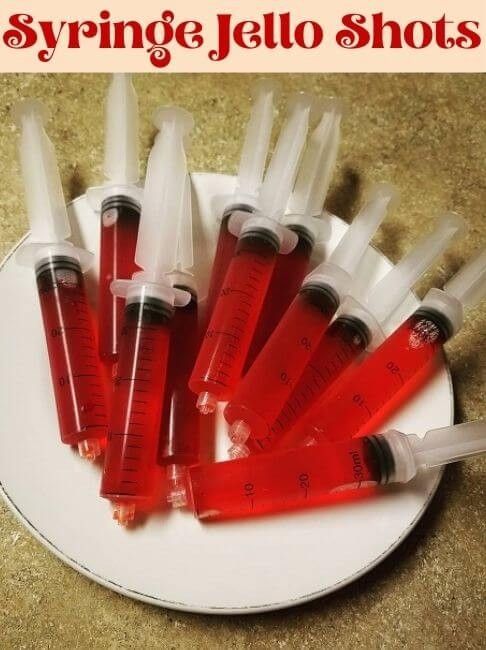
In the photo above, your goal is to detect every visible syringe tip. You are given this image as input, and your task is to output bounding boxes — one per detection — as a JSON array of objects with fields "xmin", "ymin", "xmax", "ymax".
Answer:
[
  {"xmin": 196, "ymin": 391, "xmax": 217, "ymax": 415},
  {"xmin": 228, "ymin": 419, "xmax": 251, "ymax": 444},
  {"xmin": 166, "ymin": 464, "xmax": 188, "ymax": 508},
  {"xmin": 113, "ymin": 502, "xmax": 136, "ymax": 526},
  {"xmin": 77, "ymin": 437, "xmax": 102, "ymax": 461},
  {"xmin": 228, "ymin": 443, "xmax": 250, "ymax": 459}
]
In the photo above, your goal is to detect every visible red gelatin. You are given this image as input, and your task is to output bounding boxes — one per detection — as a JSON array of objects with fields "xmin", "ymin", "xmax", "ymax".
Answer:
[
  {"xmin": 158, "ymin": 291, "xmax": 201, "ymax": 467},
  {"xmin": 101, "ymin": 297, "xmax": 173, "ymax": 519},
  {"xmin": 245, "ymin": 229, "xmax": 313, "ymax": 370},
  {"xmin": 98, "ymin": 196, "xmax": 140, "ymax": 364},
  {"xmin": 203, "ymin": 214, "xmax": 238, "ymax": 324},
  {"xmin": 224, "ymin": 284, "xmax": 338, "ymax": 450},
  {"xmin": 271, "ymin": 316, "xmax": 369, "ymax": 443},
  {"xmin": 190, "ymin": 232, "xmax": 278, "ymax": 408},
  {"xmin": 295, "ymin": 310, "xmax": 450, "ymax": 446},
  {"xmin": 36, "ymin": 256, "xmax": 108, "ymax": 453},
  {"xmin": 187, "ymin": 435, "xmax": 382, "ymax": 521}
]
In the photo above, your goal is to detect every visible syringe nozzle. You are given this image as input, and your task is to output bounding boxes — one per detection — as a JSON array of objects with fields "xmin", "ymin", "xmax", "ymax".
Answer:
[
  {"xmin": 77, "ymin": 438, "xmax": 102, "ymax": 461},
  {"xmin": 228, "ymin": 443, "xmax": 250, "ymax": 459},
  {"xmin": 166, "ymin": 465, "xmax": 188, "ymax": 508},
  {"xmin": 228, "ymin": 419, "xmax": 251, "ymax": 444},
  {"xmin": 113, "ymin": 502, "xmax": 136, "ymax": 526},
  {"xmin": 196, "ymin": 391, "xmax": 217, "ymax": 415}
]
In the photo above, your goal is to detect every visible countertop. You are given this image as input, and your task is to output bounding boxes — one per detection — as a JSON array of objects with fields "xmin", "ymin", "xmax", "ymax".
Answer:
[{"xmin": 0, "ymin": 73, "xmax": 484, "ymax": 649}]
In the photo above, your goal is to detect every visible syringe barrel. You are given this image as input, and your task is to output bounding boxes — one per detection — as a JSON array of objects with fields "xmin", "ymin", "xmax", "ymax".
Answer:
[
  {"xmin": 269, "ymin": 313, "xmax": 370, "ymax": 444},
  {"xmin": 98, "ymin": 195, "xmax": 141, "ymax": 364},
  {"xmin": 186, "ymin": 435, "xmax": 384, "ymax": 521},
  {"xmin": 224, "ymin": 282, "xmax": 339, "ymax": 446},
  {"xmin": 158, "ymin": 290, "xmax": 201, "ymax": 468},
  {"xmin": 244, "ymin": 225, "xmax": 315, "ymax": 370},
  {"xmin": 35, "ymin": 254, "xmax": 108, "ymax": 449},
  {"xmin": 190, "ymin": 229, "xmax": 278, "ymax": 406},
  {"xmin": 101, "ymin": 294, "xmax": 173, "ymax": 511},
  {"xmin": 203, "ymin": 206, "xmax": 253, "ymax": 324},
  {"xmin": 285, "ymin": 308, "xmax": 450, "ymax": 449}
]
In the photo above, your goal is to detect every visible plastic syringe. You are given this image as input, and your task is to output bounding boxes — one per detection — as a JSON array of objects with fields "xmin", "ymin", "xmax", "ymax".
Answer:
[
  {"xmin": 294, "ymin": 246, "xmax": 486, "ymax": 447},
  {"xmin": 87, "ymin": 74, "xmax": 142, "ymax": 364},
  {"xmin": 157, "ymin": 175, "xmax": 202, "ymax": 508},
  {"xmin": 264, "ymin": 212, "xmax": 464, "ymax": 450},
  {"xmin": 224, "ymin": 183, "xmax": 397, "ymax": 455},
  {"xmin": 204, "ymin": 79, "xmax": 278, "ymax": 322},
  {"xmin": 245, "ymin": 99, "xmax": 342, "ymax": 369},
  {"xmin": 189, "ymin": 92, "xmax": 314, "ymax": 415},
  {"xmin": 182, "ymin": 420, "xmax": 486, "ymax": 520},
  {"xmin": 100, "ymin": 107, "xmax": 194, "ymax": 526},
  {"xmin": 14, "ymin": 100, "xmax": 108, "ymax": 460}
]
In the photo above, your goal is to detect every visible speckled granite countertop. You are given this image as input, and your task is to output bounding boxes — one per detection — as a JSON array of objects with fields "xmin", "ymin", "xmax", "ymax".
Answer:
[{"xmin": 0, "ymin": 74, "xmax": 484, "ymax": 648}]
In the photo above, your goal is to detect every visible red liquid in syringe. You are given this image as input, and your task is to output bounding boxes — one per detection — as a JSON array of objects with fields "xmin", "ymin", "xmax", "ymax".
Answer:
[
  {"xmin": 203, "ymin": 213, "xmax": 239, "ymax": 323},
  {"xmin": 186, "ymin": 435, "xmax": 383, "ymax": 521},
  {"xmin": 158, "ymin": 290, "xmax": 200, "ymax": 466},
  {"xmin": 270, "ymin": 315, "xmax": 369, "ymax": 444},
  {"xmin": 290, "ymin": 309, "xmax": 450, "ymax": 447},
  {"xmin": 101, "ymin": 296, "xmax": 173, "ymax": 524},
  {"xmin": 98, "ymin": 196, "xmax": 140, "ymax": 364},
  {"xmin": 245, "ymin": 227, "xmax": 314, "ymax": 370},
  {"xmin": 190, "ymin": 230, "xmax": 278, "ymax": 412},
  {"xmin": 36, "ymin": 255, "xmax": 108, "ymax": 459},
  {"xmin": 223, "ymin": 282, "xmax": 339, "ymax": 451}
]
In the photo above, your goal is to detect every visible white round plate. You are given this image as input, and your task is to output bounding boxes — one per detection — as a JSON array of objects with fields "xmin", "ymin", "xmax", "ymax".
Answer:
[{"xmin": 0, "ymin": 173, "xmax": 452, "ymax": 614}]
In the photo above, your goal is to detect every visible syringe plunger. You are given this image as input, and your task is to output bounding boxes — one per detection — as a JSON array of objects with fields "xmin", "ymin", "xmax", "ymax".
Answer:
[
  {"xmin": 234, "ymin": 79, "xmax": 279, "ymax": 206},
  {"xmin": 104, "ymin": 73, "xmax": 139, "ymax": 185},
  {"xmin": 444, "ymin": 247, "xmax": 486, "ymax": 310}
]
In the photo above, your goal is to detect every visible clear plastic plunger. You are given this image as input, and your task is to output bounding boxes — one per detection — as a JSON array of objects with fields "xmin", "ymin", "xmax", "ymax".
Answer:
[
  {"xmin": 100, "ymin": 107, "xmax": 193, "ymax": 525},
  {"xmin": 224, "ymin": 183, "xmax": 396, "ymax": 457},
  {"xmin": 14, "ymin": 100, "xmax": 108, "ymax": 460},
  {"xmin": 205, "ymin": 80, "xmax": 278, "ymax": 321},
  {"xmin": 88, "ymin": 74, "xmax": 142, "ymax": 364},
  {"xmin": 290, "ymin": 247, "xmax": 486, "ymax": 448},
  {"xmin": 190, "ymin": 93, "xmax": 313, "ymax": 413},
  {"xmin": 267, "ymin": 212, "xmax": 464, "ymax": 443}
]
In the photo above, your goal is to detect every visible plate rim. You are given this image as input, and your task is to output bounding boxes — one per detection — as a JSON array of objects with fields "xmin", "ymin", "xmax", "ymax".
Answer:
[{"xmin": 0, "ymin": 175, "xmax": 452, "ymax": 614}]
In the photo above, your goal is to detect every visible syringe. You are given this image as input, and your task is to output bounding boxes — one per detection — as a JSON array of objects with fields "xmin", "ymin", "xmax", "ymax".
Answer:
[
  {"xmin": 293, "ymin": 247, "xmax": 486, "ymax": 447},
  {"xmin": 14, "ymin": 100, "xmax": 108, "ymax": 460},
  {"xmin": 158, "ymin": 176, "xmax": 202, "ymax": 508},
  {"xmin": 266, "ymin": 212, "xmax": 464, "ymax": 448},
  {"xmin": 183, "ymin": 420, "xmax": 486, "ymax": 521},
  {"xmin": 224, "ymin": 183, "xmax": 397, "ymax": 455},
  {"xmin": 204, "ymin": 79, "xmax": 278, "ymax": 322},
  {"xmin": 100, "ymin": 107, "xmax": 193, "ymax": 525},
  {"xmin": 190, "ymin": 93, "xmax": 314, "ymax": 414},
  {"xmin": 245, "ymin": 99, "xmax": 342, "ymax": 369},
  {"xmin": 87, "ymin": 74, "xmax": 142, "ymax": 365}
]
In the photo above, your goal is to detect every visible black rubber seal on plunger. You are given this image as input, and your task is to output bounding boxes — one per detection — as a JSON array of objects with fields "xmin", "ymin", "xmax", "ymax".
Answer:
[
  {"xmin": 222, "ymin": 203, "xmax": 255, "ymax": 220},
  {"xmin": 287, "ymin": 223, "xmax": 315, "ymax": 248},
  {"xmin": 368, "ymin": 435, "xmax": 396, "ymax": 485},
  {"xmin": 299, "ymin": 282, "xmax": 340, "ymax": 313},
  {"xmin": 335, "ymin": 314, "xmax": 372, "ymax": 348},
  {"xmin": 240, "ymin": 226, "xmax": 280, "ymax": 252},
  {"xmin": 101, "ymin": 194, "xmax": 141, "ymax": 214},
  {"xmin": 35, "ymin": 255, "xmax": 81, "ymax": 278},
  {"xmin": 414, "ymin": 307, "xmax": 453, "ymax": 340}
]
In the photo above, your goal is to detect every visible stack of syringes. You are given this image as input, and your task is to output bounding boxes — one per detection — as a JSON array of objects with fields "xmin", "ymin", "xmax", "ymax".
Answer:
[{"xmin": 13, "ymin": 74, "xmax": 486, "ymax": 526}]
